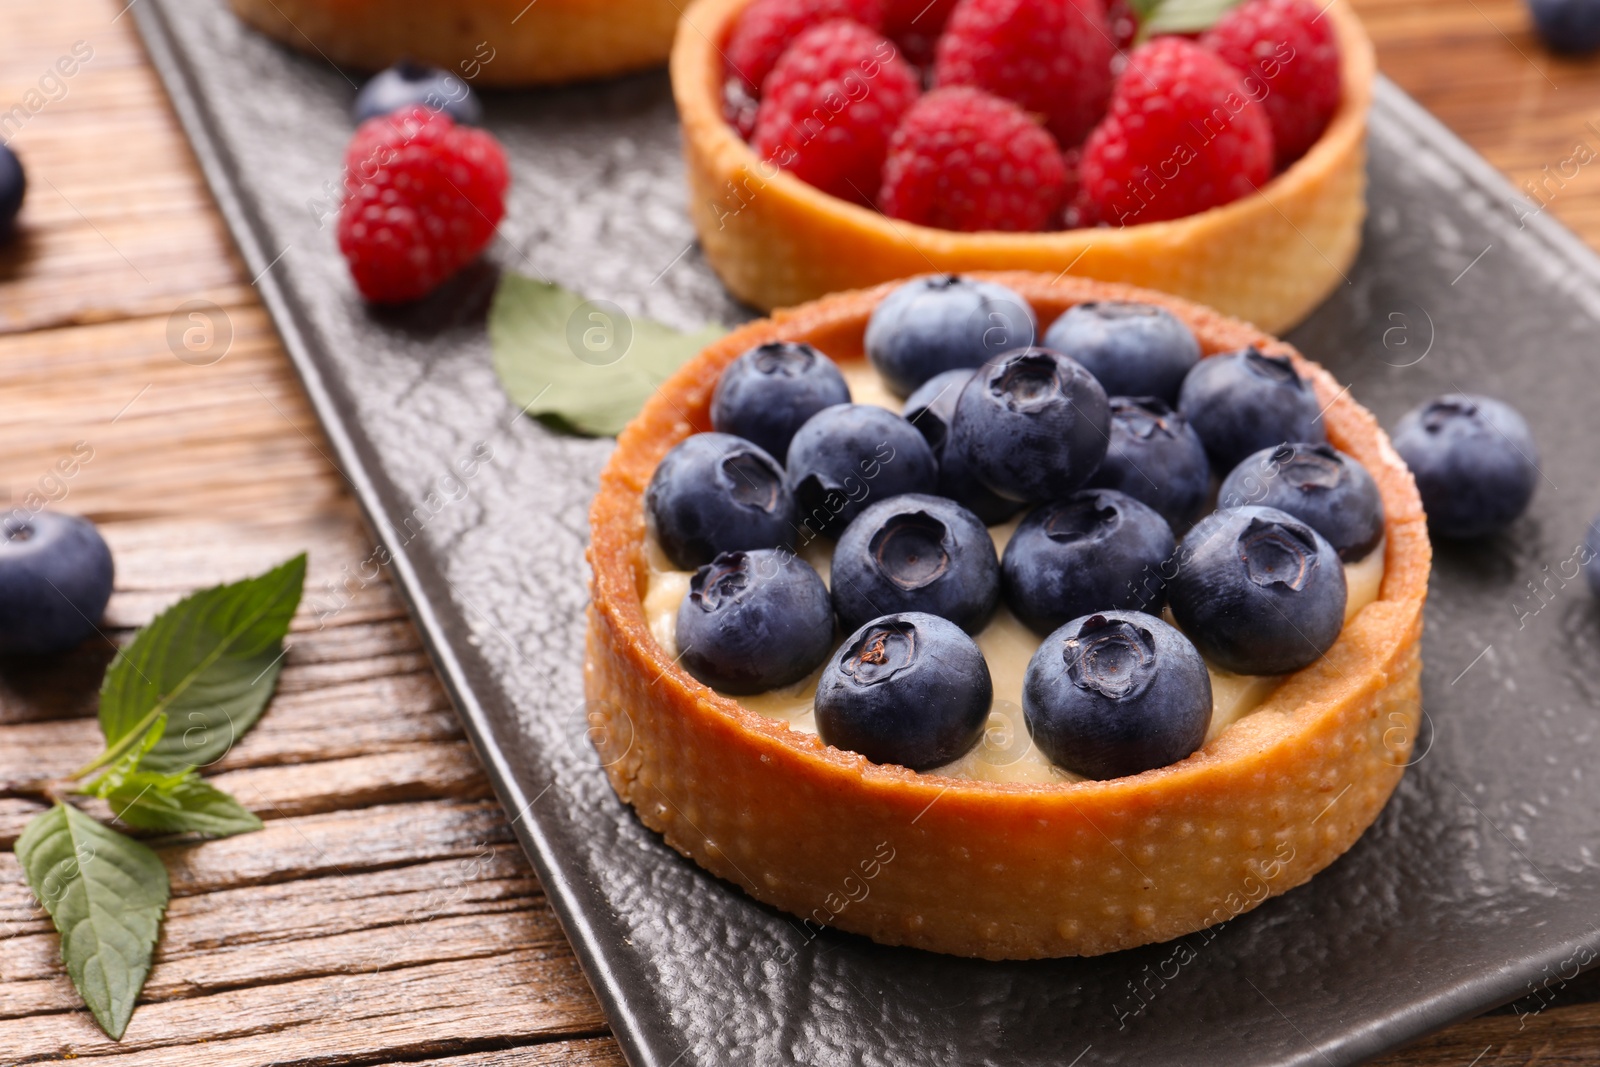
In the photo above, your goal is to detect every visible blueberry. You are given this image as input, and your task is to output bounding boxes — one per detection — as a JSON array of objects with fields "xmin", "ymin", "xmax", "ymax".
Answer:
[
  {"xmin": 0, "ymin": 511, "xmax": 114, "ymax": 655},
  {"xmin": 1177, "ymin": 347, "xmax": 1325, "ymax": 471},
  {"xmin": 0, "ymin": 143, "xmax": 24, "ymax": 243},
  {"xmin": 1391, "ymin": 394, "xmax": 1539, "ymax": 540},
  {"xmin": 676, "ymin": 549, "xmax": 834, "ymax": 694},
  {"xmin": 815, "ymin": 612, "xmax": 992, "ymax": 769},
  {"xmin": 646, "ymin": 433, "xmax": 796, "ymax": 569},
  {"xmin": 1023, "ymin": 611, "xmax": 1212, "ymax": 780},
  {"xmin": 1041, "ymin": 302, "xmax": 1201, "ymax": 404},
  {"xmin": 948, "ymin": 348, "xmax": 1111, "ymax": 503},
  {"xmin": 786, "ymin": 404, "xmax": 938, "ymax": 537},
  {"xmin": 1001, "ymin": 489, "xmax": 1176, "ymax": 635},
  {"xmin": 903, "ymin": 370, "xmax": 1023, "ymax": 525},
  {"xmin": 1168, "ymin": 505, "xmax": 1347, "ymax": 675},
  {"xmin": 711, "ymin": 341, "xmax": 852, "ymax": 460},
  {"xmin": 353, "ymin": 60, "xmax": 483, "ymax": 124},
  {"xmin": 864, "ymin": 275, "xmax": 1037, "ymax": 397},
  {"xmin": 1529, "ymin": 0, "xmax": 1600, "ymax": 54},
  {"xmin": 1086, "ymin": 397, "xmax": 1211, "ymax": 530},
  {"xmin": 831, "ymin": 494, "xmax": 1000, "ymax": 634},
  {"xmin": 1219, "ymin": 443, "xmax": 1384, "ymax": 562}
]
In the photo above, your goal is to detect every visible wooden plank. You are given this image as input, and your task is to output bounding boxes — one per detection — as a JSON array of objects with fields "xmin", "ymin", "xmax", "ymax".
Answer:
[{"xmin": 0, "ymin": 947, "xmax": 608, "ymax": 1064}]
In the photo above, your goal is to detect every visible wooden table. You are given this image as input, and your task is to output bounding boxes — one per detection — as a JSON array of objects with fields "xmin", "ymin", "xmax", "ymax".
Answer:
[{"xmin": 0, "ymin": 0, "xmax": 1596, "ymax": 1062}]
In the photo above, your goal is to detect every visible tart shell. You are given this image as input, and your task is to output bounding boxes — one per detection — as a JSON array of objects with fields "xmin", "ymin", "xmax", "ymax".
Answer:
[
  {"xmin": 586, "ymin": 273, "xmax": 1430, "ymax": 959},
  {"xmin": 230, "ymin": 0, "xmax": 680, "ymax": 86},
  {"xmin": 670, "ymin": 0, "xmax": 1376, "ymax": 334}
]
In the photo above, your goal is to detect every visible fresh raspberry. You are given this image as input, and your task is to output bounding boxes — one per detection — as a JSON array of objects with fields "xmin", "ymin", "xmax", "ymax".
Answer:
[
  {"xmin": 1079, "ymin": 37, "xmax": 1273, "ymax": 226},
  {"xmin": 338, "ymin": 106, "xmax": 509, "ymax": 303},
  {"xmin": 883, "ymin": 0, "xmax": 960, "ymax": 65},
  {"xmin": 932, "ymin": 0, "xmax": 1114, "ymax": 148},
  {"xmin": 1201, "ymin": 0, "xmax": 1340, "ymax": 169},
  {"xmin": 1105, "ymin": 0, "xmax": 1137, "ymax": 51},
  {"xmin": 725, "ymin": 0, "xmax": 886, "ymax": 95},
  {"xmin": 752, "ymin": 20, "xmax": 921, "ymax": 205},
  {"xmin": 880, "ymin": 88, "xmax": 1067, "ymax": 231}
]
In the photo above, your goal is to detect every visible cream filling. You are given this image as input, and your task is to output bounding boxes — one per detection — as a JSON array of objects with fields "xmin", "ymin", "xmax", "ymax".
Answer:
[{"xmin": 641, "ymin": 363, "xmax": 1385, "ymax": 783}]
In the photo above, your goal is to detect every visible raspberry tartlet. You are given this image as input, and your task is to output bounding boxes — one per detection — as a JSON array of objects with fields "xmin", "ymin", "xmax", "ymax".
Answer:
[
  {"xmin": 231, "ymin": 0, "xmax": 679, "ymax": 85},
  {"xmin": 670, "ymin": 0, "xmax": 1375, "ymax": 333},
  {"xmin": 586, "ymin": 272, "xmax": 1430, "ymax": 959}
]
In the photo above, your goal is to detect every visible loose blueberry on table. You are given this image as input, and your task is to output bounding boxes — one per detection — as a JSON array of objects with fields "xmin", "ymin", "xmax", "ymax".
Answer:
[
  {"xmin": 644, "ymin": 280, "xmax": 1403, "ymax": 782},
  {"xmin": 0, "ymin": 511, "xmax": 115, "ymax": 655},
  {"xmin": 1390, "ymin": 393, "xmax": 1538, "ymax": 540},
  {"xmin": 0, "ymin": 142, "xmax": 24, "ymax": 243}
]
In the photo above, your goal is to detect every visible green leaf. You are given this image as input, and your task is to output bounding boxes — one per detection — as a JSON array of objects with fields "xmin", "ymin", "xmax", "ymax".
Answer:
[
  {"xmin": 82, "ymin": 714, "xmax": 167, "ymax": 799},
  {"xmin": 15, "ymin": 803, "xmax": 170, "ymax": 1040},
  {"xmin": 1136, "ymin": 0, "xmax": 1244, "ymax": 39},
  {"xmin": 107, "ymin": 771, "xmax": 263, "ymax": 838},
  {"xmin": 490, "ymin": 273, "xmax": 726, "ymax": 436},
  {"xmin": 86, "ymin": 554, "xmax": 306, "ymax": 777}
]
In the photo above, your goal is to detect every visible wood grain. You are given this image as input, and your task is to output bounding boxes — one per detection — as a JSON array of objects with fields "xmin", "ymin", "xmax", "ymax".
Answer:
[{"xmin": 0, "ymin": 0, "xmax": 1597, "ymax": 1062}]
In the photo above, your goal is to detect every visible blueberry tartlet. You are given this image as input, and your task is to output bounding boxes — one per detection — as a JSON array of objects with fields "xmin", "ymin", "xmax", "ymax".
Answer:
[{"xmin": 586, "ymin": 272, "xmax": 1430, "ymax": 959}]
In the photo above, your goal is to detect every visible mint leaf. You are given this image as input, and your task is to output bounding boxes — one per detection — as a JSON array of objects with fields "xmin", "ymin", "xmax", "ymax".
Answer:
[
  {"xmin": 15, "ymin": 804, "xmax": 170, "ymax": 1039},
  {"xmin": 1136, "ymin": 0, "xmax": 1243, "ymax": 39},
  {"xmin": 490, "ymin": 273, "xmax": 725, "ymax": 436},
  {"xmin": 107, "ymin": 771, "xmax": 263, "ymax": 838},
  {"xmin": 83, "ymin": 714, "xmax": 167, "ymax": 799},
  {"xmin": 88, "ymin": 554, "xmax": 306, "ymax": 776}
]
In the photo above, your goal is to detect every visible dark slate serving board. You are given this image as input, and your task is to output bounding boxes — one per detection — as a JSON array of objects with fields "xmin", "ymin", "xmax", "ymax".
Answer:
[{"xmin": 133, "ymin": 2, "xmax": 1600, "ymax": 1062}]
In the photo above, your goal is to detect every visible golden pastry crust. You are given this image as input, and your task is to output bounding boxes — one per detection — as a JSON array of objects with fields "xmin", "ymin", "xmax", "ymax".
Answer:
[
  {"xmin": 670, "ymin": 0, "xmax": 1376, "ymax": 333},
  {"xmin": 230, "ymin": 0, "xmax": 680, "ymax": 86},
  {"xmin": 586, "ymin": 273, "xmax": 1430, "ymax": 960}
]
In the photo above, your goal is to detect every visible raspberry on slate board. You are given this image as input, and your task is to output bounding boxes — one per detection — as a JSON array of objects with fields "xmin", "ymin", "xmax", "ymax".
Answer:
[{"xmin": 338, "ymin": 106, "xmax": 509, "ymax": 303}]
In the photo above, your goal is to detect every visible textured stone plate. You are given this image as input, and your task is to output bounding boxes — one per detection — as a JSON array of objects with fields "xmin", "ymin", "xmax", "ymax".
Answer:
[{"xmin": 135, "ymin": 2, "xmax": 1600, "ymax": 1062}]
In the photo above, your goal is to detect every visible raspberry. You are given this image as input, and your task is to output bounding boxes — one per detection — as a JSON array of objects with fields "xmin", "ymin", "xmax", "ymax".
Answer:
[
  {"xmin": 880, "ymin": 88, "xmax": 1067, "ymax": 231},
  {"xmin": 338, "ymin": 106, "xmax": 509, "ymax": 303},
  {"xmin": 1201, "ymin": 0, "xmax": 1341, "ymax": 169},
  {"xmin": 1079, "ymin": 37, "xmax": 1273, "ymax": 226},
  {"xmin": 932, "ymin": 0, "xmax": 1114, "ymax": 148},
  {"xmin": 751, "ymin": 21, "xmax": 921, "ymax": 205},
  {"xmin": 725, "ymin": 0, "xmax": 886, "ymax": 94},
  {"xmin": 883, "ymin": 0, "xmax": 960, "ymax": 65}
]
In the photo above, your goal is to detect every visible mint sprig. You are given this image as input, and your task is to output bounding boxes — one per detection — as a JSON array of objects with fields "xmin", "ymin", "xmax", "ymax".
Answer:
[{"xmin": 13, "ymin": 553, "xmax": 304, "ymax": 1039}]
